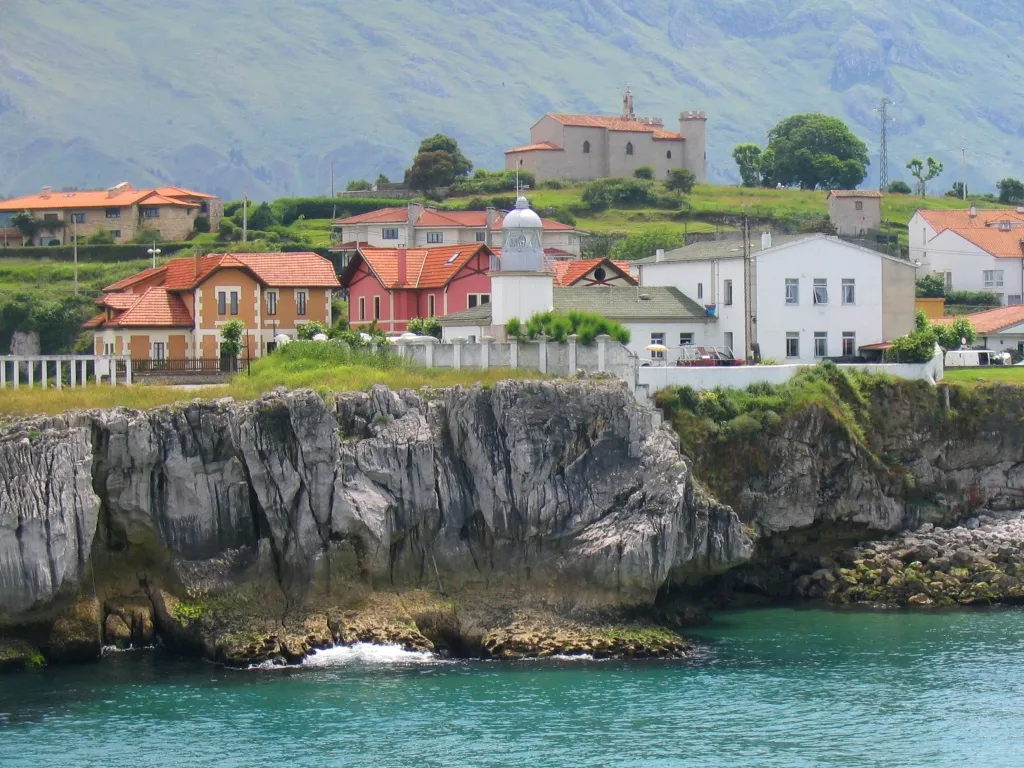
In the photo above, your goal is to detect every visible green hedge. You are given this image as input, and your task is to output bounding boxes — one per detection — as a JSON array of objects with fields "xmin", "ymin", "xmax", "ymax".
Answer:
[{"xmin": 0, "ymin": 242, "xmax": 193, "ymax": 263}]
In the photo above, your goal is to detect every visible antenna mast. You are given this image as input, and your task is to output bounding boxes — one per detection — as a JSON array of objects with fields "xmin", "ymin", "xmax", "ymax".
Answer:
[{"xmin": 874, "ymin": 98, "xmax": 895, "ymax": 191}]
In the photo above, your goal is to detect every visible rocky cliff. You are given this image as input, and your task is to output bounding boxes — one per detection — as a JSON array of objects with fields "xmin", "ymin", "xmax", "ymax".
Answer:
[{"xmin": 0, "ymin": 380, "xmax": 751, "ymax": 667}]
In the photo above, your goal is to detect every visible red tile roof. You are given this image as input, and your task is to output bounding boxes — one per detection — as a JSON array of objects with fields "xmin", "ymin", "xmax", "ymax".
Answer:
[
  {"xmin": 417, "ymin": 210, "xmax": 489, "ymax": 228},
  {"xmin": 137, "ymin": 194, "xmax": 198, "ymax": 208},
  {"xmin": 91, "ymin": 287, "xmax": 194, "ymax": 328},
  {"xmin": 334, "ymin": 206, "xmax": 579, "ymax": 232},
  {"xmin": 153, "ymin": 186, "xmax": 218, "ymax": 200},
  {"xmin": 505, "ymin": 141, "xmax": 565, "ymax": 154},
  {"xmin": 546, "ymin": 115, "xmax": 683, "ymax": 140},
  {"xmin": 97, "ymin": 293, "xmax": 140, "ymax": 310},
  {"xmin": 102, "ymin": 265, "xmax": 167, "ymax": 292},
  {"xmin": 352, "ymin": 244, "xmax": 490, "ymax": 290},
  {"xmin": 918, "ymin": 208, "xmax": 1024, "ymax": 259},
  {"xmin": 0, "ymin": 183, "xmax": 216, "ymax": 212},
  {"xmin": 947, "ymin": 228, "xmax": 1024, "ymax": 259},
  {"xmin": 918, "ymin": 208, "xmax": 1024, "ymax": 234},
  {"xmin": 552, "ymin": 258, "xmax": 636, "ymax": 286},
  {"xmin": 333, "ymin": 207, "xmax": 409, "ymax": 225},
  {"xmin": 828, "ymin": 190, "xmax": 883, "ymax": 199},
  {"xmin": 933, "ymin": 306, "xmax": 1024, "ymax": 334},
  {"xmin": 83, "ymin": 313, "xmax": 107, "ymax": 329}
]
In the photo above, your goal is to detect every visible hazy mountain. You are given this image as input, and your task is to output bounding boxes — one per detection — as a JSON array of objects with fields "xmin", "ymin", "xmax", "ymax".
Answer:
[{"xmin": 2, "ymin": 0, "xmax": 1023, "ymax": 200}]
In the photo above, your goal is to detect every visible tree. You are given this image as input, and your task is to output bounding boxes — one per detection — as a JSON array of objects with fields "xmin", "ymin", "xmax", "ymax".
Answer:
[
  {"xmin": 935, "ymin": 315, "xmax": 976, "ymax": 351},
  {"xmin": 997, "ymin": 177, "xmax": 1024, "ymax": 205},
  {"xmin": 246, "ymin": 202, "xmax": 276, "ymax": 231},
  {"xmin": 297, "ymin": 321, "xmax": 328, "ymax": 340},
  {"xmin": 633, "ymin": 166, "xmax": 654, "ymax": 180},
  {"xmin": 405, "ymin": 133, "xmax": 472, "ymax": 191},
  {"xmin": 666, "ymin": 168, "xmax": 696, "ymax": 195},
  {"xmin": 193, "ymin": 216, "xmax": 211, "ymax": 234},
  {"xmin": 376, "ymin": 174, "xmax": 390, "ymax": 185},
  {"xmin": 407, "ymin": 317, "xmax": 441, "ymax": 339},
  {"xmin": 611, "ymin": 229, "xmax": 686, "ymax": 261},
  {"xmin": 764, "ymin": 114, "xmax": 870, "ymax": 190},
  {"xmin": 946, "ymin": 182, "xmax": 966, "ymax": 199},
  {"xmin": 915, "ymin": 274, "xmax": 946, "ymax": 298},
  {"xmin": 131, "ymin": 227, "xmax": 163, "ymax": 244},
  {"xmin": 887, "ymin": 180, "xmax": 912, "ymax": 194},
  {"xmin": 906, "ymin": 157, "xmax": 943, "ymax": 197},
  {"xmin": 732, "ymin": 143, "xmax": 766, "ymax": 187},
  {"xmin": 11, "ymin": 212, "xmax": 42, "ymax": 242},
  {"xmin": 219, "ymin": 319, "xmax": 245, "ymax": 360},
  {"xmin": 346, "ymin": 179, "xmax": 371, "ymax": 191}
]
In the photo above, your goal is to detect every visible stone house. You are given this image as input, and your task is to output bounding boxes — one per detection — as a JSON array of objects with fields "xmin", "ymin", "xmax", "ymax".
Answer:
[
  {"xmin": 826, "ymin": 190, "xmax": 882, "ymax": 236},
  {"xmin": 504, "ymin": 87, "xmax": 707, "ymax": 183},
  {"xmin": 0, "ymin": 182, "xmax": 223, "ymax": 244},
  {"xmin": 86, "ymin": 251, "xmax": 339, "ymax": 362}
]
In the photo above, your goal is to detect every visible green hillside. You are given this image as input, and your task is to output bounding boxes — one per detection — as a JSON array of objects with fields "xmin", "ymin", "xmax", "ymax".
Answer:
[{"xmin": 1, "ymin": 1, "xmax": 1023, "ymax": 200}]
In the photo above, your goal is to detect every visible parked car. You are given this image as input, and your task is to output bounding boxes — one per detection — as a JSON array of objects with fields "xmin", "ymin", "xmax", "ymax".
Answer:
[{"xmin": 945, "ymin": 349, "xmax": 1011, "ymax": 368}]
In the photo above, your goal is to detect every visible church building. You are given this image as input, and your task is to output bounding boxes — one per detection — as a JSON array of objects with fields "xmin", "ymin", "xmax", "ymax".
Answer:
[{"xmin": 505, "ymin": 87, "xmax": 707, "ymax": 184}]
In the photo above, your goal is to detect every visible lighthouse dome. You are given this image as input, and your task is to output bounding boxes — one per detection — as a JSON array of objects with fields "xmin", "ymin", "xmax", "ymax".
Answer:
[{"xmin": 502, "ymin": 196, "xmax": 543, "ymax": 230}]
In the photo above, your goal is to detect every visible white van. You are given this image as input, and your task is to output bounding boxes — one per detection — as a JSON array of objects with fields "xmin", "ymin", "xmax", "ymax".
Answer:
[{"xmin": 944, "ymin": 349, "xmax": 1010, "ymax": 368}]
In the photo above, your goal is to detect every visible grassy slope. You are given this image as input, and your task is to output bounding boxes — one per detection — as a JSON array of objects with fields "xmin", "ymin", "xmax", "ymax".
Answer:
[
  {"xmin": 943, "ymin": 367, "xmax": 1024, "ymax": 384},
  {"xmin": 2, "ymin": 2, "xmax": 1024, "ymax": 200}
]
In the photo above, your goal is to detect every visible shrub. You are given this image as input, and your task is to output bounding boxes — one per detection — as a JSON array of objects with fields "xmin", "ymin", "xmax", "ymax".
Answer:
[
  {"xmin": 346, "ymin": 180, "xmax": 372, "ymax": 191},
  {"xmin": 666, "ymin": 168, "xmax": 696, "ymax": 195},
  {"xmin": 219, "ymin": 319, "xmax": 246, "ymax": 358},
  {"xmin": 132, "ymin": 227, "xmax": 162, "ymax": 244},
  {"xmin": 297, "ymin": 321, "xmax": 329, "ymax": 340},
  {"xmin": 406, "ymin": 316, "xmax": 441, "ymax": 339},
  {"xmin": 509, "ymin": 310, "xmax": 630, "ymax": 345},
  {"xmin": 217, "ymin": 219, "xmax": 239, "ymax": 241},
  {"xmin": 581, "ymin": 178, "xmax": 655, "ymax": 211},
  {"xmin": 84, "ymin": 229, "xmax": 116, "ymax": 246},
  {"xmin": 633, "ymin": 166, "xmax": 655, "ymax": 180},
  {"xmin": 884, "ymin": 329, "xmax": 936, "ymax": 363},
  {"xmin": 945, "ymin": 290, "xmax": 1001, "ymax": 308},
  {"xmin": 612, "ymin": 229, "xmax": 685, "ymax": 261},
  {"xmin": 450, "ymin": 169, "xmax": 535, "ymax": 195},
  {"xmin": 47, "ymin": 239, "xmax": 61, "ymax": 246},
  {"xmin": 540, "ymin": 179, "xmax": 566, "ymax": 189},
  {"xmin": 915, "ymin": 274, "xmax": 945, "ymax": 298},
  {"xmin": 193, "ymin": 216, "xmax": 211, "ymax": 234},
  {"xmin": 544, "ymin": 207, "xmax": 577, "ymax": 227},
  {"xmin": 0, "ymin": 242, "xmax": 191, "ymax": 264},
  {"xmin": 935, "ymin": 315, "xmax": 977, "ymax": 350},
  {"xmin": 887, "ymin": 181, "xmax": 912, "ymax": 194}
]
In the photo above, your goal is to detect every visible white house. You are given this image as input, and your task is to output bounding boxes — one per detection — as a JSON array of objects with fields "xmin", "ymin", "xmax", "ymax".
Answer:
[
  {"xmin": 633, "ymin": 234, "xmax": 917, "ymax": 364},
  {"xmin": 934, "ymin": 305, "xmax": 1024, "ymax": 356},
  {"xmin": 910, "ymin": 207, "xmax": 1024, "ymax": 305}
]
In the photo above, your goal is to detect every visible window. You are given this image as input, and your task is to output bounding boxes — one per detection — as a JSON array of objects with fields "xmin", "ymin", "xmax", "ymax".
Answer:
[
  {"xmin": 427, "ymin": 232, "xmax": 443, "ymax": 244},
  {"xmin": 594, "ymin": 266, "xmax": 608, "ymax": 281},
  {"xmin": 297, "ymin": 291, "xmax": 308, "ymax": 316},
  {"xmin": 467, "ymin": 293, "xmax": 491, "ymax": 308},
  {"xmin": 217, "ymin": 291, "xmax": 227, "ymax": 315},
  {"xmin": 679, "ymin": 332, "xmax": 694, "ymax": 346},
  {"xmin": 358, "ymin": 297, "xmax": 366, "ymax": 321},
  {"xmin": 724, "ymin": 279, "xmax": 733, "ymax": 306},
  {"xmin": 111, "ymin": 230, "xmax": 121, "ymax": 239},
  {"xmin": 842, "ymin": 332, "xmax": 856, "ymax": 357},
  {"xmin": 266, "ymin": 291, "xmax": 278, "ymax": 316},
  {"xmin": 842, "ymin": 278, "xmax": 855, "ymax": 305},
  {"xmin": 152, "ymin": 342, "xmax": 166, "ymax": 361},
  {"xmin": 855, "ymin": 201, "xmax": 864, "ymax": 211},
  {"xmin": 105, "ymin": 208, "xmax": 121, "ymax": 219},
  {"xmin": 382, "ymin": 228, "xmax": 399, "ymax": 240},
  {"xmin": 104, "ymin": 343, "xmax": 114, "ymax": 356},
  {"xmin": 428, "ymin": 295, "xmax": 436, "ymax": 317},
  {"xmin": 786, "ymin": 332, "xmax": 799, "ymax": 359},
  {"xmin": 937, "ymin": 271, "xmax": 953, "ymax": 291},
  {"xmin": 373, "ymin": 296, "xmax": 381, "ymax": 320},
  {"xmin": 650, "ymin": 332, "xmax": 665, "ymax": 360},
  {"xmin": 813, "ymin": 278, "xmax": 828, "ymax": 305},
  {"xmin": 476, "ymin": 231, "xmax": 486, "ymax": 242},
  {"xmin": 583, "ymin": 141, "xmax": 591, "ymax": 154},
  {"xmin": 724, "ymin": 332, "xmax": 734, "ymax": 352},
  {"xmin": 626, "ymin": 142, "xmax": 634, "ymax": 156},
  {"xmin": 71, "ymin": 213, "xmax": 86, "ymax": 224},
  {"xmin": 983, "ymin": 270, "xmax": 1004, "ymax": 288},
  {"xmin": 142, "ymin": 207, "xmax": 160, "ymax": 219},
  {"xmin": 230, "ymin": 291, "xmax": 239, "ymax": 315},
  {"xmin": 200, "ymin": 201, "xmax": 209, "ymax": 214},
  {"xmin": 785, "ymin": 278, "xmax": 799, "ymax": 305},
  {"xmin": 1009, "ymin": 295, "xmax": 1023, "ymax": 306},
  {"xmin": 666, "ymin": 150, "xmax": 672, "ymax": 159},
  {"xmin": 814, "ymin": 332, "xmax": 828, "ymax": 358},
  {"xmin": 697, "ymin": 282, "xmax": 703, "ymax": 300},
  {"xmin": 43, "ymin": 213, "xmax": 58, "ymax": 222}
]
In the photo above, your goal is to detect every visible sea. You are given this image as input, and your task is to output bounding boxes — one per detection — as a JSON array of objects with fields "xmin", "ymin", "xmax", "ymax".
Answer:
[{"xmin": 1, "ymin": 607, "xmax": 1022, "ymax": 767}]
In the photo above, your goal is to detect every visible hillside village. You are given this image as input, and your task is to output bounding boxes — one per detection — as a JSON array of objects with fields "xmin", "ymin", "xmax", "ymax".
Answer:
[{"xmin": 2, "ymin": 89, "xmax": 1024, "ymax": 393}]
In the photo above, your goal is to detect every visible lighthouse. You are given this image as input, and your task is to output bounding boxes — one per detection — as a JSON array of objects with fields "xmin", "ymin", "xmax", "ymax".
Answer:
[{"xmin": 490, "ymin": 195, "xmax": 555, "ymax": 329}]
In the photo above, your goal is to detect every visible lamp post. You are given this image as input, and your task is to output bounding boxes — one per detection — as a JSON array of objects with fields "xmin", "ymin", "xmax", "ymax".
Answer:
[{"xmin": 147, "ymin": 243, "xmax": 161, "ymax": 269}]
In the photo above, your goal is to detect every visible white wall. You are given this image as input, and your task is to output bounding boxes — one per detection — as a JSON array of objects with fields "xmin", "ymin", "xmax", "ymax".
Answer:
[
  {"xmin": 983, "ymin": 324, "xmax": 1024, "ymax": 355},
  {"xmin": 624, "ymin": 321, "xmax": 717, "ymax": 362},
  {"xmin": 919, "ymin": 229, "xmax": 1023, "ymax": 303}
]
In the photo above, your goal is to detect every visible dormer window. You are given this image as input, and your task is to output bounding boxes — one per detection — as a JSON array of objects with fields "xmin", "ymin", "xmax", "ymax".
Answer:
[
  {"xmin": 1000, "ymin": 221, "xmax": 1012, "ymax": 231},
  {"xmin": 626, "ymin": 142, "xmax": 634, "ymax": 156}
]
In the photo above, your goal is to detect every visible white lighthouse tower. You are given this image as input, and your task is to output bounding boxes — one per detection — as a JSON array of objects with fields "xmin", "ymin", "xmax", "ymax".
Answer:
[{"xmin": 490, "ymin": 195, "xmax": 554, "ymax": 328}]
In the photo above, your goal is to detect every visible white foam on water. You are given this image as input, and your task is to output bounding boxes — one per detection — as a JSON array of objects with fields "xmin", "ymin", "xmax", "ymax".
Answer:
[
  {"xmin": 101, "ymin": 645, "xmax": 155, "ymax": 655},
  {"xmin": 302, "ymin": 643, "xmax": 437, "ymax": 667},
  {"xmin": 549, "ymin": 653, "xmax": 595, "ymax": 661}
]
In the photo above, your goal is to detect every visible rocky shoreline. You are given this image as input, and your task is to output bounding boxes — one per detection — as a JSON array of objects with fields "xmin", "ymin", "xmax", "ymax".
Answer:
[{"xmin": 799, "ymin": 512, "xmax": 1024, "ymax": 608}]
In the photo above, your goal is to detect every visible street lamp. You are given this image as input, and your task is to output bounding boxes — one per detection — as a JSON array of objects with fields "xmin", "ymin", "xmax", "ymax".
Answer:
[{"xmin": 147, "ymin": 243, "xmax": 161, "ymax": 269}]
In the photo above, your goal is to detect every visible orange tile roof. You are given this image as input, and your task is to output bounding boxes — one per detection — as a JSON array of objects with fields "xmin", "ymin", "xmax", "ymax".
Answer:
[
  {"xmin": 918, "ymin": 208, "xmax": 1024, "ymax": 234},
  {"xmin": 102, "ymin": 265, "xmax": 167, "ymax": 292},
  {"xmin": 947, "ymin": 228, "xmax": 1024, "ymax": 259},
  {"xmin": 0, "ymin": 183, "xmax": 216, "ymax": 212},
  {"xmin": 828, "ymin": 190, "xmax": 883, "ymax": 198},
  {"xmin": 505, "ymin": 141, "xmax": 565, "ymax": 154},
  {"xmin": 546, "ymin": 115, "xmax": 683, "ymax": 140},
  {"xmin": 552, "ymin": 258, "xmax": 637, "ymax": 286},
  {"xmin": 333, "ymin": 207, "xmax": 410, "ymax": 225},
  {"xmin": 933, "ymin": 305, "xmax": 1024, "ymax": 333},
  {"xmin": 153, "ymin": 186, "xmax": 218, "ymax": 200},
  {"xmin": 97, "ymin": 293, "xmax": 140, "ymax": 309},
  {"xmin": 417, "ymin": 210, "xmax": 488, "ymax": 228},
  {"xmin": 93, "ymin": 287, "xmax": 194, "ymax": 328},
  {"xmin": 137, "ymin": 193, "xmax": 198, "ymax": 208},
  {"xmin": 353, "ymin": 244, "xmax": 489, "ymax": 289},
  {"xmin": 83, "ymin": 313, "xmax": 107, "ymax": 329}
]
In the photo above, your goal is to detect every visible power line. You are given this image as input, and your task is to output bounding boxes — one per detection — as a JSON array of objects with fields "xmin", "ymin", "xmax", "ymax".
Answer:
[{"xmin": 874, "ymin": 98, "xmax": 896, "ymax": 191}]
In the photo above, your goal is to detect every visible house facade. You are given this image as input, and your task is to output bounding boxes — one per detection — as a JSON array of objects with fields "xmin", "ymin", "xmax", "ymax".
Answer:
[
  {"xmin": 86, "ymin": 251, "xmax": 339, "ymax": 361},
  {"xmin": 0, "ymin": 182, "xmax": 223, "ymax": 245},
  {"xmin": 633, "ymin": 234, "xmax": 916, "ymax": 364},
  {"xmin": 910, "ymin": 207, "xmax": 1024, "ymax": 305},
  {"xmin": 934, "ymin": 306, "xmax": 1024, "ymax": 356},
  {"xmin": 827, "ymin": 190, "xmax": 882, "ymax": 236},
  {"xmin": 331, "ymin": 203, "xmax": 584, "ymax": 257},
  {"xmin": 504, "ymin": 87, "xmax": 707, "ymax": 183}
]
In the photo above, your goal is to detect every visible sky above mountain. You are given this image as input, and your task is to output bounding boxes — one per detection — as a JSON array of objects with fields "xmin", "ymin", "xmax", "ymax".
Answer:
[{"xmin": 2, "ymin": 0, "xmax": 1023, "ymax": 200}]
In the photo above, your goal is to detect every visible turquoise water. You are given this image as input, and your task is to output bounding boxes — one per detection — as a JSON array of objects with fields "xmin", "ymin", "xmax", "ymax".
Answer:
[{"xmin": 2, "ymin": 607, "xmax": 1023, "ymax": 767}]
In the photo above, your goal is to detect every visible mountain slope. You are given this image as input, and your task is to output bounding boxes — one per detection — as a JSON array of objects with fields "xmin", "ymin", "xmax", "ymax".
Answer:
[{"xmin": 1, "ymin": 0, "xmax": 1023, "ymax": 199}]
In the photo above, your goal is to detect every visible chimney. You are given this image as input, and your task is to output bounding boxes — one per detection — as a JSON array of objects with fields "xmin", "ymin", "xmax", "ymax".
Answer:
[
  {"xmin": 40, "ymin": 186, "xmax": 52, "ymax": 198},
  {"xmin": 408, "ymin": 201, "xmax": 424, "ymax": 226},
  {"xmin": 970, "ymin": 204, "xmax": 978, "ymax": 218},
  {"xmin": 194, "ymin": 250, "xmax": 203, "ymax": 277},
  {"xmin": 761, "ymin": 231, "xmax": 772, "ymax": 250},
  {"xmin": 397, "ymin": 247, "xmax": 407, "ymax": 286},
  {"xmin": 486, "ymin": 206, "xmax": 498, "ymax": 229},
  {"xmin": 655, "ymin": 248, "xmax": 665, "ymax": 262}
]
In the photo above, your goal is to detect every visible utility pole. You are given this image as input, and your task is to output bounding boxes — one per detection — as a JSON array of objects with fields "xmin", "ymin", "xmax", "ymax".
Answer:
[
  {"xmin": 874, "ymin": 98, "xmax": 895, "ymax": 191},
  {"xmin": 961, "ymin": 148, "xmax": 968, "ymax": 201},
  {"xmin": 72, "ymin": 216, "xmax": 79, "ymax": 295},
  {"xmin": 742, "ymin": 209, "xmax": 755, "ymax": 362},
  {"xmin": 330, "ymin": 161, "xmax": 335, "ymax": 198},
  {"xmin": 242, "ymin": 191, "xmax": 248, "ymax": 243}
]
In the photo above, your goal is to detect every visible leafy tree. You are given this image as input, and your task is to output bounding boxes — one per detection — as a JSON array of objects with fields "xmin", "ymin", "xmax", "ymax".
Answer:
[
  {"xmin": 915, "ymin": 274, "xmax": 946, "ymax": 298},
  {"xmin": 884, "ymin": 313, "xmax": 976, "ymax": 362},
  {"xmin": 732, "ymin": 143, "xmax": 767, "ymax": 187},
  {"xmin": 765, "ymin": 114, "xmax": 870, "ymax": 190},
  {"xmin": 633, "ymin": 166, "xmax": 655, "ymax": 180},
  {"xmin": 11, "ymin": 212, "xmax": 42, "ymax": 242},
  {"xmin": 406, "ymin": 134, "xmax": 472, "ymax": 191},
  {"xmin": 246, "ymin": 202, "xmax": 277, "ymax": 231},
  {"xmin": 946, "ymin": 181, "xmax": 966, "ymax": 199},
  {"xmin": 407, "ymin": 317, "xmax": 441, "ymax": 339},
  {"xmin": 376, "ymin": 174, "xmax": 390, "ymax": 185},
  {"xmin": 297, "ymin": 321, "xmax": 328, "ymax": 340},
  {"xmin": 611, "ymin": 229, "xmax": 686, "ymax": 261},
  {"xmin": 935, "ymin": 315, "xmax": 976, "ymax": 350},
  {"xmin": 906, "ymin": 157, "xmax": 943, "ymax": 197},
  {"xmin": 218, "ymin": 218, "xmax": 239, "ymax": 241},
  {"xmin": 85, "ymin": 229, "xmax": 116, "ymax": 245},
  {"xmin": 887, "ymin": 180, "xmax": 912, "ymax": 194},
  {"xmin": 193, "ymin": 216, "xmax": 211, "ymax": 233},
  {"xmin": 346, "ymin": 179, "xmax": 372, "ymax": 191},
  {"xmin": 666, "ymin": 168, "xmax": 696, "ymax": 195},
  {"xmin": 997, "ymin": 177, "xmax": 1024, "ymax": 205},
  {"xmin": 219, "ymin": 319, "xmax": 246, "ymax": 359}
]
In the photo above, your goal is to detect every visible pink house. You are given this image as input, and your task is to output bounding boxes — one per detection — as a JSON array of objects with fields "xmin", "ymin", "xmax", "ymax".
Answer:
[{"xmin": 339, "ymin": 243, "xmax": 494, "ymax": 333}]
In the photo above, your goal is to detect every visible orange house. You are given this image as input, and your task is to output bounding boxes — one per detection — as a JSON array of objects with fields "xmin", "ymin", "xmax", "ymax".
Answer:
[{"xmin": 86, "ymin": 251, "xmax": 340, "ymax": 361}]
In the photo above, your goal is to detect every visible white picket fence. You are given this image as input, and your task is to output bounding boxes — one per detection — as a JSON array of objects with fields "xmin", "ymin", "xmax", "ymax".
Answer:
[{"xmin": 0, "ymin": 355, "xmax": 133, "ymax": 389}]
